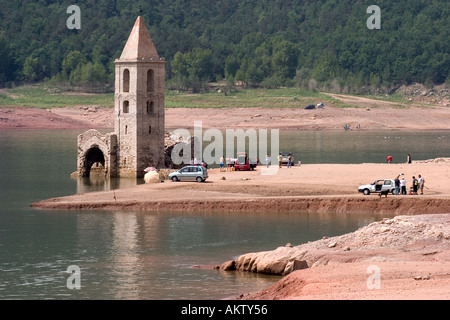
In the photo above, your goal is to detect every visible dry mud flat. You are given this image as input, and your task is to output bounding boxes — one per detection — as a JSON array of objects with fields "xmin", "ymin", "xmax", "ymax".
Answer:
[{"xmin": 2, "ymin": 92, "xmax": 450, "ymax": 131}]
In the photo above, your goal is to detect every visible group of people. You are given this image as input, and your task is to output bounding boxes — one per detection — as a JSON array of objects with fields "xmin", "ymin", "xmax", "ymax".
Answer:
[
  {"xmin": 394, "ymin": 174, "xmax": 425, "ymax": 195},
  {"xmin": 273, "ymin": 153, "xmax": 294, "ymax": 168},
  {"xmin": 219, "ymin": 156, "xmax": 233, "ymax": 172}
]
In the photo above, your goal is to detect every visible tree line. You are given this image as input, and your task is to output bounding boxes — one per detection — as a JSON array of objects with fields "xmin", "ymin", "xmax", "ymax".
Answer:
[{"xmin": 0, "ymin": 0, "xmax": 448, "ymax": 93}]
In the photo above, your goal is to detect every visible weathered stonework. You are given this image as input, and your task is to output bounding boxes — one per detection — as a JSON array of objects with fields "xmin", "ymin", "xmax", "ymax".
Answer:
[
  {"xmin": 77, "ymin": 129, "xmax": 118, "ymax": 177},
  {"xmin": 77, "ymin": 16, "xmax": 165, "ymax": 178}
]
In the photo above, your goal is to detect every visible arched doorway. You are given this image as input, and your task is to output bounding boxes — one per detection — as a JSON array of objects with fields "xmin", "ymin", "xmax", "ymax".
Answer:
[{"xmin": 83, "ymin": 146, "xmax": 105, "ymax": 177}]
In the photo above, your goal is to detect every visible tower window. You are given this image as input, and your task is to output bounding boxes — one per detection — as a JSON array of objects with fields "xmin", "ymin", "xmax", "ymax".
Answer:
[
  {"xmin": 125, "ymin": 125, "xmax": 128, "ymax": 135},
  {"xmin": 146, "ymin": 101, "xmax": 154, "ymax": 115},
  {"xmin": 147, "ymin": 69, "xmax": 154, "ymax": 93},
  {"xmin": 123, "ymin": 69, "xmax": 130, "ymax": 93},
  {"xmin": 123, "ymin": 100, "xmax": 129, "ymax": 113},
  {"xmin": 149, "ymin": 126, "xmax": 152, "ymax": 134}
]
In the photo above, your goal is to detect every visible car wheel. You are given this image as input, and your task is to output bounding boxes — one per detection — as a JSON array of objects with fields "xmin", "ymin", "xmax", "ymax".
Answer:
[
  {"xmin": 196, "ymin": 177, "xmax": 203, "ymax": 183},
  {"xmin": 363, "ymin": 189, "xmax": 370, "ymax": 195},
  {"xmin": 171, "ymin": 176, "xmax": 178, "ymax": 182}
]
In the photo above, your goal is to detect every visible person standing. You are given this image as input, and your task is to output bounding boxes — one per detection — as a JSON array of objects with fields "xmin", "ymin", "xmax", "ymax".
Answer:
[
  {"xmin": 418, "ymin": 174, "xmax": 424, "ymax": 195},
  {"xmin": 220, "ymin": 156, "xmax": 225, "ymax": 172},
  {"xmin": 278, "ymin": 153, "xmax": 282, "ymax": 168},
  {"xmin": 407, "ymin": 154, "xmax": 412, "ymax": 164},
  {"xmin": 400, "ymin": 178, "xmax": 407, "ymax": 195},
  {"xmin": 412, "ymin": 176, "xmax": 418, "ymax": 195},
  {"xmin": 287, "ymin": 153, "xmax": 292, "ymax": 168},
  {"xmin": 394, "ymin": 176, "xmax": 400, "ymax": 195},
  {"xmin": 265, "ymin": 153, "xmax": 270, "ymax": 168}
]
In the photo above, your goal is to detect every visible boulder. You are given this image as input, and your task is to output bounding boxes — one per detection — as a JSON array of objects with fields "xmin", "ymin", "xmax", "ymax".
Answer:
[
  {"xmin": 220, "ymin": 260, "xmax": 236, "ymax": 271},
  {"xmin": 144, "ymin": 171, "xmax": 160, "ymax": 184}
]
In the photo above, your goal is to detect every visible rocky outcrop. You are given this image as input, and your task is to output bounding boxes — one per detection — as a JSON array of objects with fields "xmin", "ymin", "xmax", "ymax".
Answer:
[
  {"xmin": 222, "ymin": 214, "xmax": 450, "ymax": 276},
  {"xmin": 414, "ymin": 158, "xmax": 450, "ymax": 164}
]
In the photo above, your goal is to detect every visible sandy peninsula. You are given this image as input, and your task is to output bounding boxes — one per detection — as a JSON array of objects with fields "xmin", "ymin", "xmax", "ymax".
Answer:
[{"xmin": 32, "ymin": 160, "xmax": 450, "ymax": 214}]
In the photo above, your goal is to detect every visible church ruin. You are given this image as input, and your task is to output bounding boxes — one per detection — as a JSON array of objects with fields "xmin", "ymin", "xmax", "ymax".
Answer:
[{"xmin": 77, "ymin": 16, "xmax": 166, "ymax": 179}]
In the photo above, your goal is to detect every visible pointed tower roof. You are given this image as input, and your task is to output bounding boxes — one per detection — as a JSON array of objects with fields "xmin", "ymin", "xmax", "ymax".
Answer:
[{"xmin": 119, "ymin": 16, "xmax": 160, "ymax": 61}]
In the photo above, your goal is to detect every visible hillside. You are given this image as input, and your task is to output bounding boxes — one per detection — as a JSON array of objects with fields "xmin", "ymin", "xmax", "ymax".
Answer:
[{"xmin": 0, "ymin": 0, "xmax": 449, "ymax": 91}]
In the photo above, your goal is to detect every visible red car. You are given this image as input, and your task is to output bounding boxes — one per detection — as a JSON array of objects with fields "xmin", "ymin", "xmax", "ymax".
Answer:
[{"xmin": 233, "ymin": 152, "xmax": 259, "ymax": 171}]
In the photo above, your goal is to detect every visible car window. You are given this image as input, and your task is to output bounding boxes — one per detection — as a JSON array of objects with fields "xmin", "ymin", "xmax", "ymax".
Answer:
[{"xmin": 384, "ymin": 180, "xmax": 392, "ymax": 185}]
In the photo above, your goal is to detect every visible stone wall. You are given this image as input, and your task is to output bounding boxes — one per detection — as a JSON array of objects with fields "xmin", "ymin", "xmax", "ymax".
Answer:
[{"xmin": 77, "ymin": 129, "xmax": 118, "ymax": 177}]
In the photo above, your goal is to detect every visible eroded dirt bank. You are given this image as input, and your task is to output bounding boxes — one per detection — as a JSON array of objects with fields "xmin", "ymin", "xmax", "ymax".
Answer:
[{"xmin": 32, "ymin": 194, "xmax": 450, "ymax": 216}]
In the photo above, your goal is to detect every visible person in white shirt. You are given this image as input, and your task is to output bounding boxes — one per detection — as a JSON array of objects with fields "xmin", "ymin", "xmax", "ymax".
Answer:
[
  {"xmin": 400, "ymin": 178, "xmax": 407, "ymax": 195},
  {"xmin": 418, "ymin": 175, "xmax": 424, "ymax": 195}
]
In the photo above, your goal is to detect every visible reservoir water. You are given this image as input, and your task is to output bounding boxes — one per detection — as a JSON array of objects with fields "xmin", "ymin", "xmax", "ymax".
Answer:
[{"xmin": 0, "ymin": 129, "xmax": 449, "ymax": 299}]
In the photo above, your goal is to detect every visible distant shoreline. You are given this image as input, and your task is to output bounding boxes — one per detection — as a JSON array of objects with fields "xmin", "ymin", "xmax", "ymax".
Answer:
[{"xmin": 1, "ymin": 90, "xmax": 450, "ymax": 131}]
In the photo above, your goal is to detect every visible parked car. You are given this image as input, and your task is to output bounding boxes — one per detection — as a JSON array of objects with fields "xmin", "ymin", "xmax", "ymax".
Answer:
[
  {"xmin": 234, "ymin": 152, "xmax": 258, "ymax": 171},
  {"xmin": 169, "ymin": 165, "xmax": 208, "ymax": 182},
  {"xmin": 304, "ymin": 104, "xmax": 315, "ymax": 110},
  {"xmin": 280, "ymin": 152, "xmax": 294, "ymax": 166},
  {"xmin": 358, "ymin": 179, "xmax": 395, "ymax": 195}
]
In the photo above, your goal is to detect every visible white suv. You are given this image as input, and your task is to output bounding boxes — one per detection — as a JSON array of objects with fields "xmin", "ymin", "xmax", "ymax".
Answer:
[{"xmin": 358, "ymin": 179, "xmax": 395, "ymax": 195}]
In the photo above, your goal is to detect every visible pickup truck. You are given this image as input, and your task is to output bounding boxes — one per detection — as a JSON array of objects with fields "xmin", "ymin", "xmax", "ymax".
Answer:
[{"xmin": 358, "ymin": 179, "xmax": 395, "ymax": 195}]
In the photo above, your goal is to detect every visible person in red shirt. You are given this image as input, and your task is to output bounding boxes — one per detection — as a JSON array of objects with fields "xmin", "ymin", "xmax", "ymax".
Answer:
[{"xmin": 386, "ymin": 155, "xmax": 393, "ymax": 163}]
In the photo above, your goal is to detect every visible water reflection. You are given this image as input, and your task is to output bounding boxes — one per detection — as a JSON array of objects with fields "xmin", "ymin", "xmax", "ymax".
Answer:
[
  {"xmin": 75, "ymin": 177, "xmax": 141, "ymax": 194},
  {"xmin": 45, "ymin": 210, "xmax": 391, "ymax": 300}
]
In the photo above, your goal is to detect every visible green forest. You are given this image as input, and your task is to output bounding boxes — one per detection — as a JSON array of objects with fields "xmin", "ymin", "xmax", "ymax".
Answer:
[{"xmin": 0, "ymin": 0, "xmax": 449, "ymax": 93}]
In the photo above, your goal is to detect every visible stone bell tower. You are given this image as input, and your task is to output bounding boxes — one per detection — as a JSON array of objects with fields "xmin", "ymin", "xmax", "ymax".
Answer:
[{"xmin": 114, "ymin": 16, "xmax": 166, "ymax": 178}]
